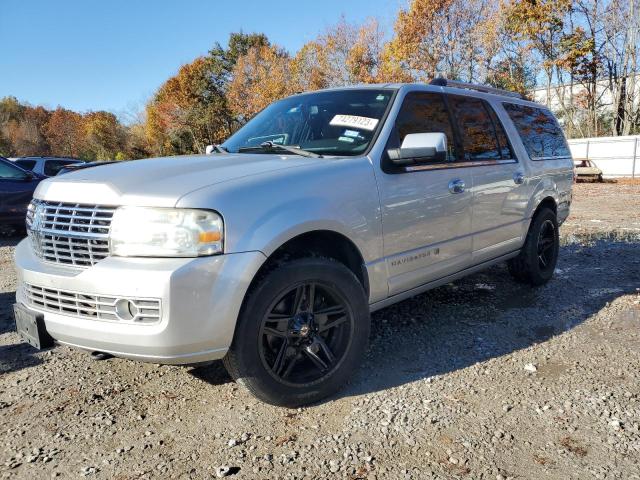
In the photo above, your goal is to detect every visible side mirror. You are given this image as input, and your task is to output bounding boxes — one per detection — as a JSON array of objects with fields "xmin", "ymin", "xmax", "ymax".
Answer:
[
  {"xmin": 387, "ymin": 132, "xmax": 447, "ymax": 166},
  {"xmin": 205, "ymin": 145, "xmax": 215, "ymax": 155},
  {"xmin": 22, "ymin": 171, "xmax": 35, "ymax": 181}
]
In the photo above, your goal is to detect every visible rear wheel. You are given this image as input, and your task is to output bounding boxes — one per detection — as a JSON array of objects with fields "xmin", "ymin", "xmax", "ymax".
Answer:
[
  {"xmin": 223, "ymin": 258, "xmax": 370, "ymax": 407},
  {"xmin": 508, "ymin": 208, "xmax": 559, "ymax": 286}
]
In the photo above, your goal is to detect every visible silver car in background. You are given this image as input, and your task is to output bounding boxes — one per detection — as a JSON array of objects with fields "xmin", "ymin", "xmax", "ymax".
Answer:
[{"xmin": 13, "ymin": 80, "xmax": 573, "ymax": 406}]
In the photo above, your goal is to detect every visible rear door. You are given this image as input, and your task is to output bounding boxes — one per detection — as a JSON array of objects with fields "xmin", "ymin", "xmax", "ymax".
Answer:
[
  {"xmin": 376, "ymin": 91, "xmax": 474, "ymax": 295},
  {"xmin": 447, "ymin": 95, "xmax": 530, "ymax": 262}
]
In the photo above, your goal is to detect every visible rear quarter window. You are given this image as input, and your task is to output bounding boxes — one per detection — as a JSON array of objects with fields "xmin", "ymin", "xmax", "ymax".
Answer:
[
  {"xmin": 44, "ymin": 159, "xmax": 78, "ymax": 176},
  {"xmin": 503, "ymin": 103, "xmax": 571, "ymax": 160},
  {"xmin": 16, "ymin": 159, "xmax": 37, "ymax": 171}
]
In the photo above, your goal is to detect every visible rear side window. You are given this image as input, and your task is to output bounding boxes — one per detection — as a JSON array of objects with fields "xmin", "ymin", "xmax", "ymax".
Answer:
[
  {"xmin": 503, "ymin": 103, "xmax": 571, "ymax": 160},
  {"xmin": 44, "ymin": 160, "xmax": 78, "ymax": 176},
  {"xmin": 448, "ymin": 95, "xmax": 505, "ymax": 161},
  {"xmin": 16, "ymin": 159, "xmax": 37, "ymax": 171},
  {"xmin": 393, "ymin": 92, "xmax": 458, "ymax": 162}
]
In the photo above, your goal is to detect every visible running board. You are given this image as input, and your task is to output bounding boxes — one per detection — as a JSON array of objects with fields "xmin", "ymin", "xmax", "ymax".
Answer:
[{"xmin": 369, "ymin": 250, "xmax": 520, "ymax": 312}]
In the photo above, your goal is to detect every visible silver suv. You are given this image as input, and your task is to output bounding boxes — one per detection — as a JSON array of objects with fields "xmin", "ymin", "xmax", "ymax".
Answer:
[{"xmin": 13, "ymin": 80, "xmax": 573, "ymax": 406}]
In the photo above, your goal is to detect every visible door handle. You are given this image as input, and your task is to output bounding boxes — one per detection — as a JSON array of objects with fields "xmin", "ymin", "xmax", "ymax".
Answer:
[
  {"xmin": 513, "ymin": 172, "xmax": 526, "ymax": 185},
  {"xmin": 448, "ymin": 179, "xmax": 465, "ymax": 194}
]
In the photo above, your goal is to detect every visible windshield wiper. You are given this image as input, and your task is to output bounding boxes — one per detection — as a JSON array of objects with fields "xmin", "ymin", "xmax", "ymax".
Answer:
[{"xmin": 238, "ymin": 141, "xmax": 323, "ymax": 158}]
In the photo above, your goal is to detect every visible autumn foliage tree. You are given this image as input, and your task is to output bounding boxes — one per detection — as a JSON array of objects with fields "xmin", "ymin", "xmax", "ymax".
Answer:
[
  {"xmin": 227, "ymin": 45, "xmax": 296, "ymax": 120},
  {"xmin": 292, "ymin": 18, "xmax": 387, "ymax": 89},
  {"xmin": 145, "ymin": 57, "xmax": 219, "ymax": 155},
  {"xmin": 145, "ymin": 32, "xmax": 270, "ymax": 155},
  {"xmin": 43, "ymin": 108, "xmax": 85, "ymax": 158}
]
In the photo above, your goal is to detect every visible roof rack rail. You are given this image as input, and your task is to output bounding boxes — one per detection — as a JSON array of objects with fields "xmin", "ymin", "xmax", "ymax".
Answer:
[{"xmin": 429, "ymin": 78, "xmax": 524, "ymax": 99}]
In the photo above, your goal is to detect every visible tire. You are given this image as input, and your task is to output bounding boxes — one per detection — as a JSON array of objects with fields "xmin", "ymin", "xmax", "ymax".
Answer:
[
  {"xmin": 508, "ymin": 208, "xmax": 559, "ymax": 286},
  {"xmin": 223, "ymin": 257, "xmax": 370, "ymax": 407}
]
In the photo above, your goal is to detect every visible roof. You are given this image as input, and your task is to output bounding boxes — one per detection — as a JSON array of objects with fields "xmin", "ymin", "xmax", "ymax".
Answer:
[{"xmin": 300, "ymin": 80, "xmax": 541, "ymax": 106}]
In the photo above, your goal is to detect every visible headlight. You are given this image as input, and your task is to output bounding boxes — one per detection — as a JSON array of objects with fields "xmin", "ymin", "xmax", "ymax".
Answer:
[{"xmin": 109, "ymin": 207, "xmax": 223, "ymax": 257}]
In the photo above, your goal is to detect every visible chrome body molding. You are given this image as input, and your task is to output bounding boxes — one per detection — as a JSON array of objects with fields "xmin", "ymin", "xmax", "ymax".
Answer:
[{"xmin": 404, "ymin": 158, "xmax": 517, "ymax": 172}]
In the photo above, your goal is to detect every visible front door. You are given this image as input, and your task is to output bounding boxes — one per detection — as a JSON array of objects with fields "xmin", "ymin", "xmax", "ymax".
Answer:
[{"xmin": 375, "ymin": 91, "xmax": 473, "ymax": 296}]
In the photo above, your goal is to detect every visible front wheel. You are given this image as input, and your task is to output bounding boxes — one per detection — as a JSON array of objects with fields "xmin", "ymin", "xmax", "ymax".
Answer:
[
  {"xmin": 508, "ymin": 208, "xmax": 559, "ymax": 286},
  {"xmin": 223, "ymin": 258, "xmax": 370, "ymax": 407}
]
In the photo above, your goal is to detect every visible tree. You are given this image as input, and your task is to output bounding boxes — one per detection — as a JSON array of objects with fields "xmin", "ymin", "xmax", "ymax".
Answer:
[
  {"xmin": 207, "ymin": 32, "xmax": 270, "ymax": 88},
  {"xmin": 146, "ymin": 56, "xmax": 228, "ymax": 154},
  {"xmin": 2, "ymin": 106, "xmax": 50, "ymax": 156},
  {"xmin": 292, "ymin": 41, "xmax": 331, "ymax": 91},
  {"xmin": 293, "ymin": 18, "xmax": 387, "ymax": 88},
  {"xmin": 603, "ymin": 0, "xmax": 640, "ymax": 135},
  {"xmin": 346, "ymin": 19, "xmax": 385, "ymax": 84},
  {"xmin": 43, "ymin": 107, "xmax": 85, "ymax": 157},
  {"xmin": 145, "ymin": 32, "xmax": 272, "ymax": 155},
  {"xmin": 381, "ymin": 0, "xmax": 497, "ymax": 82},
  {"xmin": 83, "ymin": 111, "xmax": 126, "ymax": 160},
  {"xmin": 503, "ymin": 0, "xmax": 572, "ymax": 105},
  {"xmin": 227, "ymin": 45, "xmax": 296, "ymax": 120}
]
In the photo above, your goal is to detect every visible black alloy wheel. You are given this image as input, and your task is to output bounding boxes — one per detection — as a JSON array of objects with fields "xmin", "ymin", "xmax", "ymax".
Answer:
[
  {"xmin": 507, "ymin": 207, "xmax": 559, "ymax": 286},
  {"xmin": 259, "ymin": 282, "xmax": 354, "ymax": 386},
  {"xmin": 223, "ymin": 257, "xmax": 370, "ymax": 407},
  {"xmin": 536, "ymin": 219, "xmax": 556, "ymax": 270}
]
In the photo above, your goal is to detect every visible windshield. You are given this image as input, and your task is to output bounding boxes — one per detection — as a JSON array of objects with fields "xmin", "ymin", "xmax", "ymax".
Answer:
[{"xmin": 222, "ymin": 89, "xmax": 394, "ymax": 157}]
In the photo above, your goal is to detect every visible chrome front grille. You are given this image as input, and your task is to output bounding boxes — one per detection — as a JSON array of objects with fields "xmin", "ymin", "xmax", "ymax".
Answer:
[
  {"xmin": 27, "ymin": 201, "xmax": 117, "ymax": 267},
  {"xmin": 24, "ymin": 284, "xmax": 161, "ymax": 324}
]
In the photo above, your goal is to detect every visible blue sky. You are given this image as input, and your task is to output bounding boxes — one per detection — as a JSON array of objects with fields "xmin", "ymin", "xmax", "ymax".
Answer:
[{"xmin": 0, "ymin": 0, "xmax": 401, "ymax": 117}]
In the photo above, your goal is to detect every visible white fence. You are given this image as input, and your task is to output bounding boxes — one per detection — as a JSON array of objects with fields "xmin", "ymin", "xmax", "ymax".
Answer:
[{"xmin": 568, "ymin": 135, "xmax": 639, "ymax": 178}]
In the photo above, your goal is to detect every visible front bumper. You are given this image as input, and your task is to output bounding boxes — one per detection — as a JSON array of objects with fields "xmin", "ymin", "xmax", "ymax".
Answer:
[{"xmin": 14, "ymin": 239, "xmax": 266, "ymax": 364}]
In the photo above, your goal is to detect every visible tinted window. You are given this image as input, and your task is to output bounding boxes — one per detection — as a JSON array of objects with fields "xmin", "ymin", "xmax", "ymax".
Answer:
[
  {"xmin": 448, "ymin": 96, "xmax": 501, "ymax": 161},
  {"xmin": 16, "ymin": 159, "xmax": 37, "ymax": 171},
  {"xmin": 503, "ymin": 103, "xmax": 571, "ymax": 160},
  {"xmin": 392, "ymin": 92, "xmax": 457, "ymax": 162},
  {"xmin": 44, "ymin": 160, "xmax": 78, "ymax": 176},
  {"xmin": 487, "ymin": 107, "xmax": 513, "ymax": 159},
  {"xmin": 0, "ymin": 160, "xmax": 28, "ymax": 180}
]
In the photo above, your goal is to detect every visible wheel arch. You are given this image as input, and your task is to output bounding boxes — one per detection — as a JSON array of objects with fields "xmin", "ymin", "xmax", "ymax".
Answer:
[
  {"xmin": 533, "ymin": 196, "xmax": 557, "ymax": 217},
  {"xmin": 526, "ymin": 175, "xmax": 560, "ymax": 222},
  {"xmin": 248, "ymin": 229, "xmax": 370, "ymax": 300}
]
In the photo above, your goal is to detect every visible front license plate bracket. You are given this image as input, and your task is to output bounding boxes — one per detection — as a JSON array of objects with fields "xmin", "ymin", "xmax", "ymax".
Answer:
[{"xmin": 13, "ymin": 304, "xmax": 54, "ymax": 350}]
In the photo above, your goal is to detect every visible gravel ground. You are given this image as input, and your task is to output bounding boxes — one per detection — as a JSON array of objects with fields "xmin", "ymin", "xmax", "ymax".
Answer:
[{"xmin": 1, "ymin": 183, "xmax": 639, "ymax": 480}]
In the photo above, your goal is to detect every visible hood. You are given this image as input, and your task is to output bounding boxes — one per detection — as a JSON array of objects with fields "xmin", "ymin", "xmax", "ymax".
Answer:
[{"xmin": 34, "ymin": 153, "xmax": 319, "ymax": 207}]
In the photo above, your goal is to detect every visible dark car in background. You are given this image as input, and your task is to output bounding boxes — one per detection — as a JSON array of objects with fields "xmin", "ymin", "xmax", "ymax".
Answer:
[
  {"xmin": 0, "ymin": 156, "xmax": 43, "ymax": 231},
  {"xmin": 13, "ymin": 156, "xmax": 85, "ymax": 177}
]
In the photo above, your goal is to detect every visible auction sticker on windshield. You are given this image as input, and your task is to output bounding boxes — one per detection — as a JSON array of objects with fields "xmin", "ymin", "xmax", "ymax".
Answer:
[{"xmin": 330, "ymin": 114, "xmax": 379, "ymax": 131}]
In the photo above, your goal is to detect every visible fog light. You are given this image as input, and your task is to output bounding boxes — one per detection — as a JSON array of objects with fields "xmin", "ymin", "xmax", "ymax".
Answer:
[{"xmin": 115, "ymin": 299, "xmax": 138, "ymax": 321}]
